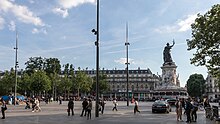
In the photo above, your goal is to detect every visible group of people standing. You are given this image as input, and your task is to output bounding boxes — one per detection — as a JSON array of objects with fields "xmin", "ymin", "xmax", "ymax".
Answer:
[
  {"xmin": 79, "ymin": 98, "xmax": 104, "ymax": 120},
  {"xmin": 175, "ymin": 97, "xmax": 200, "ymax": 123},
  {"xmin": 79, "ymin": 98, "xmax": 92, "ymax": 120}
]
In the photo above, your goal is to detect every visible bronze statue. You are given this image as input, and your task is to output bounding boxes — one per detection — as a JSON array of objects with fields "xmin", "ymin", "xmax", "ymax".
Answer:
[{"xmin": 163, "ymin": 40, "xmax": 175, "ymax": 63}]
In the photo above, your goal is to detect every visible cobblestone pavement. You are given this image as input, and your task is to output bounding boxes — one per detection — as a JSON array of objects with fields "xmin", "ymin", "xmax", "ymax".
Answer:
[{"xmin": 0, "ymin": 101, "xmax": 217, "ymax": 124}]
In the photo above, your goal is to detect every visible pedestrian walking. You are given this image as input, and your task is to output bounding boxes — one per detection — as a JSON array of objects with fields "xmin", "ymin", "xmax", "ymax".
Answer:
[
  {"xmin": 25, "ymin": 99, "xmax": 31, "ymax": 109},
  {"xmin": 100, "ymin": 99, "xmax": 106, "ymax": 114},
  {"xmin": 112, "ymin": 98, "xmax": 118, "ymax": 111},
  {"xmin": 1, "ymin": 98, "xmax": 7, "ymax": 119},
  {"xmin": 134, "ymin": 99, "xmax": 140, "ymax": 114},
  {"xmin": 67, "ymin": 97, "xmax": 74, "ymax": 116},
  {"xmin": 86, "ymin": 99, "xmax": 92, "ymax": 120},
  {"xmin": 32, "ymin": 98, "xmax": 41, "ymax": 112},
  {"xmin": 59, "ymin": 96, "xmax": 62, "ymax": 105},
  {"xmin": 175, "ymin": 98, "xmax": 183, "ymax": 121},
  {"xmin": 80, "ymin": 98, "xmax": 88, "ymax": 117}
]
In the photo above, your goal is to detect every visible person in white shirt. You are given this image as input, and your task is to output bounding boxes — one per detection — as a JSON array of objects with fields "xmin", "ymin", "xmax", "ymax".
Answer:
[
  {"xmin": 134, "ymin": 99, "xmax": 140, "ymax": 114},
  {"xmin": 112, "ymin": 98, "xmax": 118, "ymax": 111}
]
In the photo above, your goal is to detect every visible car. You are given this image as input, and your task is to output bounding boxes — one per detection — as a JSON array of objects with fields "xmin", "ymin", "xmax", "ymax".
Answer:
[
  {"xmin": 152, "ymin": 100, "xmax": 171, "ymax": 113},
  {"xmin": 165, "ymin": 98, "xmax": 177, "ymax": 106}
]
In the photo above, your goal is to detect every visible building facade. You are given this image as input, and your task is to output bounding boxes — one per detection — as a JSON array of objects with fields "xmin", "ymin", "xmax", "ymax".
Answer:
[
  {"xmin": 205, "ymin": 74, "xmax": 220, "ymax": 101},
  {"xmin": 85, "ymin": 67, "xmax": 160, "ymax": 100}
]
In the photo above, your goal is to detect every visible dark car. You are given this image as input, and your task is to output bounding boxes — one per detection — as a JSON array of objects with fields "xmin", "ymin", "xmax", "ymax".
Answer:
[{"xmin": 152, "ymin": 100, "xmax": 171, "ymax": 113}]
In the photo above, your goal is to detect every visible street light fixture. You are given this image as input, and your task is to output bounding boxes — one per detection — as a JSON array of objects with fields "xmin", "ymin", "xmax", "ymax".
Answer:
[
  {"xmin": 125, "ymin": 23, "xmax": 130, "ymax": 106},
  {"xmin": 92, "ymin": 0, "xmax": 99, "ymax": 118},
  {"xmin": 14, "ymin": 31, "xmax": 18, "ymax": 105}
]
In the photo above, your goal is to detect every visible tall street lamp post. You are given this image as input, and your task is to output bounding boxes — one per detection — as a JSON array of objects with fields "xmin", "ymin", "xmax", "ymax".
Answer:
[
  {"xmin": 14, "ymin": 31, "xmax": 18, "ymax": 105},
  {"xmin": 92, "ymin": 0, "xmax": 99, "ymax": 117},
  {"xmin": 125, "ymin": 23, "xmax": 130, "ymax": 106}
]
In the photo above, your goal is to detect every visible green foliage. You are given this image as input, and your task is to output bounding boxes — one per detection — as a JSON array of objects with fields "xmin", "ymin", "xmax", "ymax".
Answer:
[
  {"xmin": 18, "ymin": 72, "xmax": 31, "ymax": 96},
  {"xmin": 74, "ymin": 68, "xmax": 93, "ymax": 93},
  {"xmin": 186, "ymin": 74, "xmax": 205, "ymax": 97},
  {"xmin": 0, "ymin": 70, "xmax": 15, "ymax": 95},
  {"xmin": 44, "ymin": 58, "xmax": 61, "ymax": 75},
  {"xmin": 25, "ymin": 57, "xmax": 45, "ymax": 74},
  {"xmin": 187, "ymin": 4, "xmax": 220, "ymax": 77},
  {"xmin": 30, "ymin": 70, "xmax": 51, "ymax": 95},
  {"xmin": 92, "ymin": 74, "xmax": 110, "ymax": 94},
  {"xmin": 25, "ymin": 57, "xmax": 61, "ymax": 76}
]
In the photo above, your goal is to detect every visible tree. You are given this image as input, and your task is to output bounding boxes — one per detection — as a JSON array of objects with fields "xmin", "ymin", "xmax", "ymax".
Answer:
[
  {"xmin": 25, "ymin": 57, "xmax": 45, "ymax": 74},
  {"xmin": 0, "ymin": 69, "xmax": 15, "ymax": 95},
  {"xmin": 44, "ymin": 58, "xmax": 61, "ymax": 75},
  {"xmin": 30, "ymin": 70, "xmax": 51, "ymax": 96},
  {"xmin": 186, "ymin": 74, "xmax": 205, "ymax": 97},
  {"xmin": 187, "ymin": 4, "xmax": 220, "ymax": 77},
  {"xmin": 92, "ymin": 74, "xmax": 109, "ymax": 94},
  {"xmin": 74, "ymin": 68, "xmax": 93, "ymax": 97},
  {"xmin": 18, "ymin": 71, "xmax": 31, "ymax": 96}
]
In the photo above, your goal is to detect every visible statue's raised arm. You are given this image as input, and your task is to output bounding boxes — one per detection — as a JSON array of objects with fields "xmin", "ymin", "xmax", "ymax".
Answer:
[{"xmin": 170, "ymin": 39, "xmax": 175, "ymax": 47}]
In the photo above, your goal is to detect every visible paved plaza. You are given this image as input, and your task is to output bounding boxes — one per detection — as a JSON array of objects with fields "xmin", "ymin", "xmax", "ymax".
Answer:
[{"xmin": 0, "ymin": 101, "xmax": 216, "ymax": 124}]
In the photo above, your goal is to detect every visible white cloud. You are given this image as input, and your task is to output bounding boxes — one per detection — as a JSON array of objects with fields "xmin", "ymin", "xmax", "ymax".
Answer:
[
  {"xmin": 0, "ymin": 0, "xmax": 44, "ymax": 26},
  {"xmin": 32, "ymin": 28, "xmax": 39, "ymax": 34},
  {"xmin": 155, "ymin": 13, "xmax": 197, "ymax": 33},
  {"xmin": 58, "ymin": 0, "xmax": 96, "ymax": 9},
  {"xmin": 177, "ymin": 14, "xmax": 197, "ymax": 32},
  {"xmin": 32, "ymin": 28, "xmax": 47, "ymax": 34},
  {"xmin": 114, "ymin": 58, "xmax": 134, "ymax": 65},
  {"xmin": 0, "ymin": 17, "xmax": 5, "ymax": 30},
  {"xmin": 8, "ymin": 20, "xmax": 16, "ymax": 31},
  {"xmin": 53, "ymin": 8, "xmax": 68, "ymax": 18},
  {"xmin": 154, "ymin": 25, "xmax": 177, "ymax": 33}
]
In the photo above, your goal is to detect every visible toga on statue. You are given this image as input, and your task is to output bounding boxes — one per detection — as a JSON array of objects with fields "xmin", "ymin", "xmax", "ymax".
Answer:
[{"xmin": 163, "ymin": 40, "xmax": 175, "ymax": 63}]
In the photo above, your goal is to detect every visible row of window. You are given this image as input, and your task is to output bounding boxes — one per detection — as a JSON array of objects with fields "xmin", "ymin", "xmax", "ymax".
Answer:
[
  {"xmin": 107, "ymin": 74, "xmax": 153, "ymax": 78},
  {"xmin": 108, "ymin": 78, "xmax": 158, "ymax": 82},
  {"xmin": 111, "ymin": 84, "xmax": 149, "ymax": 89}
]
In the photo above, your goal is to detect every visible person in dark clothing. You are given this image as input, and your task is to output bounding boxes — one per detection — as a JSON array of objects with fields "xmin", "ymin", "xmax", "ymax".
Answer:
[
  {"xmin": 67, "ymin": 98, "xmax": 74, "ymax": 116},
  {"xmin": 86, "ymin": 99, "xmax": 92, "ymax": 120},
  {"xmin": 80, "ymin": 98, "xmax": 88, "ymax": 117},
  {"xmin": 25, "ymin": 100, "xmax": 31, "ymax": 109},
  {"xmin": 191, "ymin": 98, "xmax": 198, "ymax": 122},
  {"xmin": 185, "ymin": 98, "xmax": 192, "ymax": 123},
  {"xmin": 100, "ymin": 99, "xmax": 106, "ymax": 114},
  {"xmin": 59, "ymin": 96, "xmax": 62, "ymax": 105},
  {"xmin": 1, "ymin": 98, "xmax": 7, "ymax": 119},
  {"xmin": 31, "ymin": 98, "xmax": 36, "ymax": 111}
]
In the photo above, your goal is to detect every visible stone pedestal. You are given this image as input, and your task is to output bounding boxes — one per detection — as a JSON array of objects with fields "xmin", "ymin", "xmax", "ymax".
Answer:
[{"xmin": 161, "ymin": 62, "xmax": 179, "ymax": 86}]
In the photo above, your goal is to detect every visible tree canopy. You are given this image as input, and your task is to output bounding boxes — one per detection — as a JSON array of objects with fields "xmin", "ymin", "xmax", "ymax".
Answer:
[
  {"xmin": 186, "ymin": 74, "xmax": 205, "ymax": 97},
  {"xmin": 187, "ymin": 4, "xmax": 220, "ymax": 77}
]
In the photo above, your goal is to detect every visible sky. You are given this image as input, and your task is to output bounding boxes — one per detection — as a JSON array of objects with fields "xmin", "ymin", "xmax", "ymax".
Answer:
[{"xmin": 0, "ymin": 0, "xmax": 219, "ymax": 87}]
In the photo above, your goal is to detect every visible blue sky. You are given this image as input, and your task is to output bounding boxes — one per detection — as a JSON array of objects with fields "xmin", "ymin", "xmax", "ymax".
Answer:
[{"xmin": 0, "ymin": 0, "xmax": 219, "ymax": 87}]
